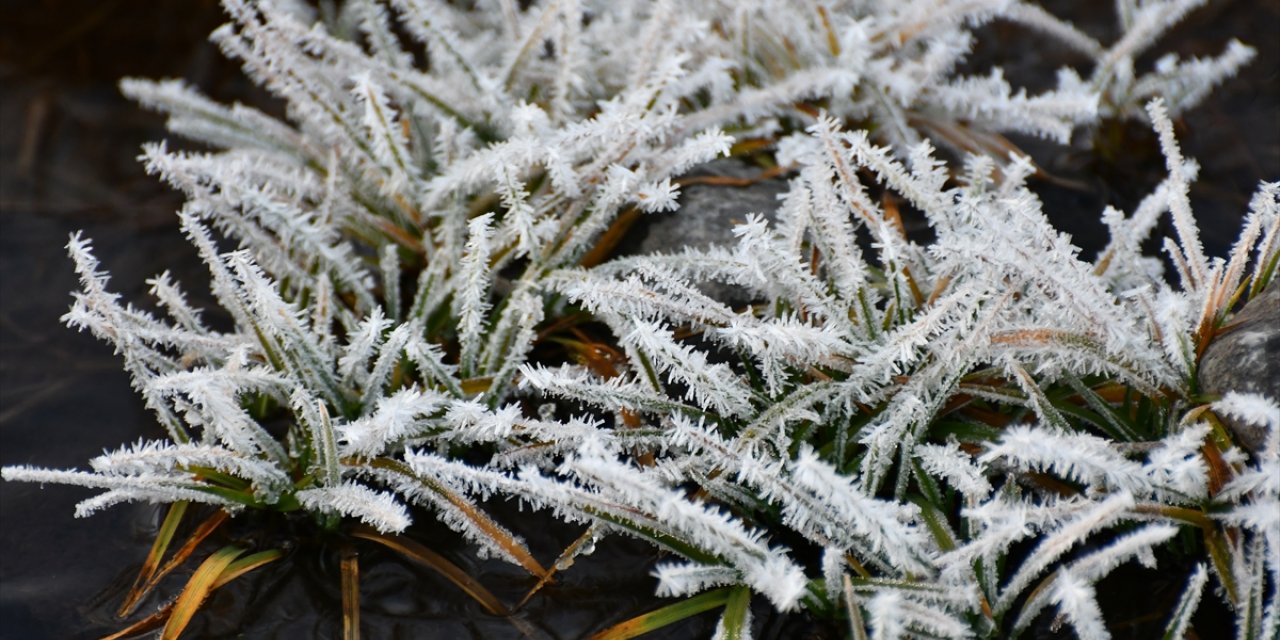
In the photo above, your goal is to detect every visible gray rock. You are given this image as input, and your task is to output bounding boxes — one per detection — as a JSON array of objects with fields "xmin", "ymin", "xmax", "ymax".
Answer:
[
  {"xmin": 1198, "ymin": 279, "xmax": 1280, "ymax": 454},
  {"xmin": 613, "ymin": 159, "xmax": 787, "ymax": 306},
  {"xmin": 622, "ymin": 157, "xmax": 932, "ymax": 262},
  {"xmin": 628, "ymin": 158, "xmax": 788, "ymax": 256}
]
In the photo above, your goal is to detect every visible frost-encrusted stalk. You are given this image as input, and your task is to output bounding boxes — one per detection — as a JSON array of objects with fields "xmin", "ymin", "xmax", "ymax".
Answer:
[
  {"xmin": 1164, "ymin": 564, "xmax": 1209, "ymax": 639},
  {"xmin": 621, "ymin": 321, "xmax": 754, "ymax": 418},
  {"xmin": 1048, "ymin": 570, "xmax": 1109, "ymax": 640},
  {"xmin": 1147, "ymin": 99, "xmax": 1208, "ymax": 289},
  {"xmin": 380, "ymin": 245, "xmax": 402, "ymax": 321},
  {"xmin": 296, "ymin": 481, "xmax": 411, "ymax": 533},
  {"xmin": 457, "ymin": 213, "xmax": 495, "ymax": 377},
  {"xmin": 293, "ymin": 389, "xmax": 340, "ymax": 487},
  {"xmin": 995, "ymin": 492, "xmax": 1135, "ymax": 615},
  {"xmin": 0, "ymin": 466, "xmax": 242, "ymax": 516}
]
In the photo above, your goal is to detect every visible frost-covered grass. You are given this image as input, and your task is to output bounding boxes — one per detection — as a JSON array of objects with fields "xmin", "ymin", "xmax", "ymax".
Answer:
[{"xmin": 3, "ymin": 1, "xmax": 1277, "ymax": 638}]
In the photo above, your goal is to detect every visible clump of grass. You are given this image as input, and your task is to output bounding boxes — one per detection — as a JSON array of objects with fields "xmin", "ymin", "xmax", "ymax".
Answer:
[{"xmin": 3, "ymin": 1, "xmax": 1274, "ymax": 638}]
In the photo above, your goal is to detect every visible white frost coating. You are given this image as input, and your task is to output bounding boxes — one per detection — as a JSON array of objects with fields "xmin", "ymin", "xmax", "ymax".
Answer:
[
  {"xmin": 1214, "ymin": 391, "xmax": 1280, "ymax": 430},
  {"xmin": 296, "ymin": 482, "xmax": 411, "ymax": 534}
]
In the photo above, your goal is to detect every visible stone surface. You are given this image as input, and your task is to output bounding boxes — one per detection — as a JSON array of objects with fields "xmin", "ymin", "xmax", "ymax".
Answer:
[
  {"xmin": 1198, "ymin": 279, "xmax": 1280, "ymax": 454},
  {"xmin": 615, "ymin": 158, "xmax": 789, "ymax": 305},
  {"xmin": 626, "ymin": 158, "xmax": 788, "ymax": 256}
]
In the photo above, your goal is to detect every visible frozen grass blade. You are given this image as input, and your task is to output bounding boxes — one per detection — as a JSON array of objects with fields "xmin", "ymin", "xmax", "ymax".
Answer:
[
  {"xmin": 3, "ymin": 2, "xmax": 1272, "ymax": 637},
  {"xmin": 368, "ymin": 458, "xmax": 549, "ymax": 578},
  {"xmin": 1163, "ymin": 564, "xmax": 1207, "ymax": 639}
]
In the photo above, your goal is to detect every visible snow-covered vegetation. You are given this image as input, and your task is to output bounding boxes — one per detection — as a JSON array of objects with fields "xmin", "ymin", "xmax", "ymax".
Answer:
[{"xmin": 3, "ymin": 1, "xmax": 1276, "ymax": 637}]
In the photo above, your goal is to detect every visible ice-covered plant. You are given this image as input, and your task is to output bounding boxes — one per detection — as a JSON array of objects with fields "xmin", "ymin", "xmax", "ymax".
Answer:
[
  {"xmin": 512, "ymin": 98, "xmax": 1279, "ymax": 636},
  {"xmin": 1, "ymin": 0, "xmax": 1271, "ymax": 638}
]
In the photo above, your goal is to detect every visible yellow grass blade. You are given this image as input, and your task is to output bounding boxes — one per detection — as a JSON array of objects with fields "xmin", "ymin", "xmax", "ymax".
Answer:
[
  {"xmin": 460, "ymin": 377, "xmax": 494, "ymax": 395},
  {"xmin": 341, "ymin": 544, "xmax": 361, "ymax": 640},
  {"xmin": 1203, "ymin": 525, "xmax": 1239, "ymax": 605},
  {"xmin": 104, "ymin": 548, "xmax": 282, "ymax": 640},
  {"xmin": 589, "ymin": 588, "xmax": 732, "ymax": 640},
  {"xmin": 816, "ymin": 5, "xmax": 840, "ymax": 56},
  {"xmin": 209, "ymin": 549, "xmax": 284, "ymax": 589},
  {"xmin": 118, "ymin": 500, "xmax": 189, "ymax": 617},
  {"xmin": 160, "ymin": 545, "xmax": 247, "ymax": 640},
  {"xmin": 101, "ymin": 601, "xmax": 175, "ymax": 640},
  {"xmin": 843, "ymin": 575, "xmax": 869, "ymax": 640}
]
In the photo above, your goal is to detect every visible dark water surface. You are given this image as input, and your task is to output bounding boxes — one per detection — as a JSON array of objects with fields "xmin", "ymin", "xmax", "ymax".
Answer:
[{"xmin": 1, "ymin": 2, "xmax": 1276, "ymax": 639}]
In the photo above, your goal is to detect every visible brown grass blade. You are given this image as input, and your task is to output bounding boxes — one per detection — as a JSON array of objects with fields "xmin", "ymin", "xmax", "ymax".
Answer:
[
  {"xmin": 160, "ymin": 545, "xmax": 246, "ymax": 640},
  {"xmin": 349, "ymin": 524, "xmax": 509, "ymax": 616},
  {"xmin": 132, "ymin": 508, "xmax": 229, "ymax": 604},
  {"xmin": 118, "ymin": 507, "xmax": 229, "ymax": 619},
  {"xmin": 104, "ymin": 548, "xmax": 282, "ymax": 640},
  {"xmin": 101, "ymin": 600, "xmax": 176, "ymax": 640},
  {"xmin": 517, "ymin": 525, "xmax": 598, "ymax": 609},
  {"xmin": 117, "ymin": 500, "xmax": 189, "ymax": 617},
  {"xmin": 341, "ymin": 544, "xmax": 361, "ymax": 640},
  {"xmin": 580, "ymin": 206, "xmax": 642, "ymax": 268}
]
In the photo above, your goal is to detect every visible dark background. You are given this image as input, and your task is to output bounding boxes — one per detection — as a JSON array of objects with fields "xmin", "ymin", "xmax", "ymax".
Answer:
[{"xmin": 1, "ymin": 1, "xmax": 1277, "ymax": 638}]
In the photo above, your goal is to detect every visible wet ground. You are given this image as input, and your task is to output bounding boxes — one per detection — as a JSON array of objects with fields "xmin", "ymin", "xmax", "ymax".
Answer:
[{"xmin": 1, "ymin": 1, "xmax": 1276, "ymax": 638}]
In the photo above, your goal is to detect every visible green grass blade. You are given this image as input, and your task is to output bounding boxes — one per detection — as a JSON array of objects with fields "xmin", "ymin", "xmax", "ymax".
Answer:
[
  {"xmin": 908, "ymin": 494, "xmax": 957, "ymax": 552},
  {"xmin": 718, "ymin": 587, "xmax": 752, "ymax": 640}
]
